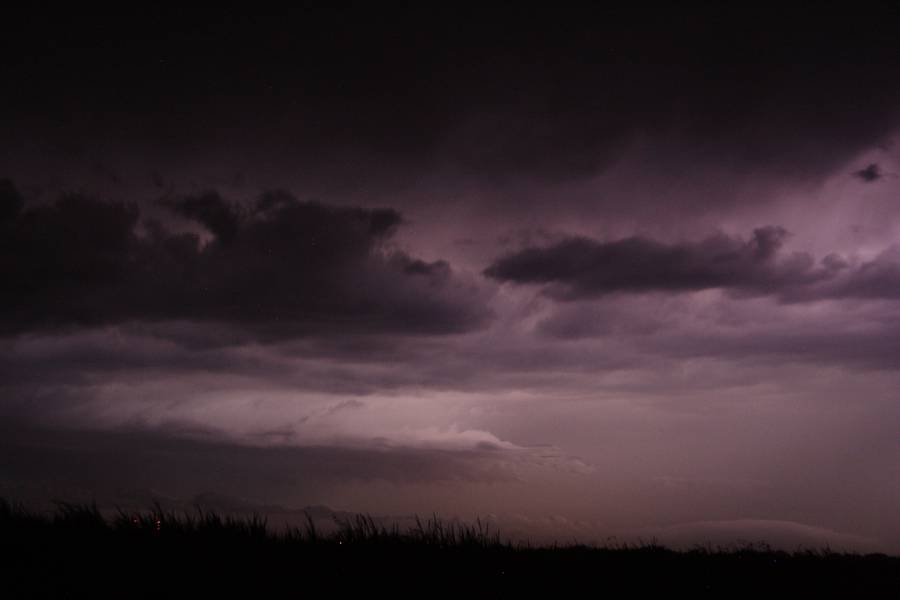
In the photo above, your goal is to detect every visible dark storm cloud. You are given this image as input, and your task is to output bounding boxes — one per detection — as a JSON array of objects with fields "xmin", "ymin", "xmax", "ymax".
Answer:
[
  {"xmin": 2, "ymin": 6, "xmax": 900, "ymax": 552},
  {"xmin": 485, "ymin": 228, "xmax": 900, "ymax": 302},
  {"xmin": 854, "ymin": 163, "xmax": 883, "ymax": 183},
  {"xmin": 2, "ymin": 6, "xmax": 899, "ymax": 186},
  {"xmin": 0, "ymin": 183, "xmax": 490, "ymax": 337},
  {"xmin": 165, "ymin": 191, "xmax": 243, "ymax": 242},
  {"xmin": 0, "ymin": 178, "xmax": 24, "ymax": 220},
  {"xmin": 485, "ymin": 227, "xmax": 817, "ymax": 297}
]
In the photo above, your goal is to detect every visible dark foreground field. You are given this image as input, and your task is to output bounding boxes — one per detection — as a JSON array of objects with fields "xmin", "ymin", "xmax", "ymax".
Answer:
[{"xmin": 1, "ymin": 500, "xmax": 897, "ymax": 597}]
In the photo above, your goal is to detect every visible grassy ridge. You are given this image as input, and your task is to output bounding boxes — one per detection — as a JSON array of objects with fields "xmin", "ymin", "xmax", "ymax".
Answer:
[{"xmin": 1, "ymin": 499, "xmax": 897, "ymax": 596}]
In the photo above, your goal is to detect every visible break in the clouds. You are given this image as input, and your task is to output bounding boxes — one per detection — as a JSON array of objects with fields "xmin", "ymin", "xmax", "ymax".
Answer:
[
  {"xmin": 485, "ymin": 227, "xmax": 900, "ymax": 302},
  {"xmin": 0, "ymin": 183, "xmax": 490, "ymax": 338}
]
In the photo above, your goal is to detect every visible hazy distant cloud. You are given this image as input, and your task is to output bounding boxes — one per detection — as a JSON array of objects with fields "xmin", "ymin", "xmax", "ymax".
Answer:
[
  {"xmin": 639, "ymin": 519, "xmax": 886, "ymax": 553},
  {"xmin": 535, "ymin": 301, "xmax": 665, "ymax": 340},
  {"xmin": 853, "ymin": 163, "xmax": 883, "ymax": 183},
  {"xmin": 0, "ymin": 425, "xmax": 522, "ymax": 505},
  {"xmin": 485, "ymin": 228, "xmax": 900, "ymax": 302},
  {"xmin": 0, "ymin": 182, "xmax": 491, "ymax": 338},
  {"xmin": 643, "ymin": 319, "xmax": 900, "ymax": 371}
]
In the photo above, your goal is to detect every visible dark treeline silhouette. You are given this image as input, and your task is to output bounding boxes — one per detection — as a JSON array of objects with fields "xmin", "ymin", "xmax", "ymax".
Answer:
[{"xmin": 1, "ymin": 499, "xmax": 897, "ymax": 596}]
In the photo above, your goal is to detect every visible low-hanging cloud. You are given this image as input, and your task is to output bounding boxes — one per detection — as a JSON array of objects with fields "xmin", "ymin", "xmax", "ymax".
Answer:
[
  {"xmin": 485, "ymin": 227, "xmax": 900, "ymax": 302},
  {"xmin": 0, "ymin": 183, "xmax": 491, "ymax": 339}
]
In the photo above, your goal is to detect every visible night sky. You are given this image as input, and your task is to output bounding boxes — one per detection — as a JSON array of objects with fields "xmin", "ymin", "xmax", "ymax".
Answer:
[{"xmin": 2, "ymin": 5, "xmax": 899, "ymax": 551}]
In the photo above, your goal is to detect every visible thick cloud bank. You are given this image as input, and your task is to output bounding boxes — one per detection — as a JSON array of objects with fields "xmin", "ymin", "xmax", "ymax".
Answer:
[
  {"xmin": 0, "ymin": 183, "xmax": 490, "ymax": 338},
  {"xmin": 486, "ymin": 227, "xmax": 900, "ymax": 302}
]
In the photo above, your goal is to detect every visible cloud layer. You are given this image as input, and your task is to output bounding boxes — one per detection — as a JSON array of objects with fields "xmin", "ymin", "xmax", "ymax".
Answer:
[
  {"xmin": 2, "ymin": 6, "xmax": 900, "ymax": 550},
  {"xmin": 0, "ymin": 185, "xmax": 490, "ymax": 338},
  {"xmin": 486, "ymin": 227, "xmax": 900, "ymax": 302}
]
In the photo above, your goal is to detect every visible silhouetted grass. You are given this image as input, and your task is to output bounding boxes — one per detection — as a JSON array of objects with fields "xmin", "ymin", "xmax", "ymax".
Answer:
[{"xmin": 1, "ymin": 498, "xmax": 897, "ymax": 597}]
